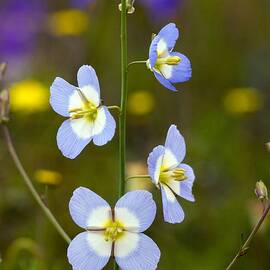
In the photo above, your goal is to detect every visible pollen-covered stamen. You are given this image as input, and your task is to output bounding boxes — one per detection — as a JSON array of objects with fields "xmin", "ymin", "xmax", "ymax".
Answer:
[
  {"xmin": 156, "ymin": 55, "xmax": 181, "ymax": 66},
  {"xmin": 69, "ymin": 101, "xmax": 98, "ymax": 120},
  {"xmin": 172, "ymin": 168, "xmax": 187, "ymax": 181},
  {"xmin": 104, "ymin": 221, "xmax": 124, "ymax": 242},
  {"xmin": 159, "ymin": 168, "xmax": 187, "ymax": 184}
]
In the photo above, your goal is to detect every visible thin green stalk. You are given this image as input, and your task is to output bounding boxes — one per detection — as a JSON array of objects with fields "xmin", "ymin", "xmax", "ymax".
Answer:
[
  {"xmin": 115, "ymin": 1, "xmax": 128, "ymax": 269},
  {"xmin": 126, "ymin": 175, "xmax": 151, "ymax": 181},
  {"xmin": 119, "ymin": 0, "xmax": 128, "ymax": 198},
  {"xmin": 128, "ymin": 60, "xmax": 147, "ymax": 68},
  {"xmin": 225, "ymin": 201, "xmax": 270, "ymax": 270},
  {"xmin": 2, "ymin": 125, "xmax": 71, "ymax": 244}
]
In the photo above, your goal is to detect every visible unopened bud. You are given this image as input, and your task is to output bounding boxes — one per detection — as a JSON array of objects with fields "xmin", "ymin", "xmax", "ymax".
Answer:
[
  {"xmin": 255, "ymin": 180, "xmax": 268, "ymax": 201},
  {"xmin": 265, "ymin": 142, "xmax": 270, "ymax": 153},
  {"xmin": 0, "ymin": 63, "xmax": 7, "ymax": 78},
  {"xmin": 0, "ymin": 89, "xmax": 10, "ymax": 123},
  {"xmin": 118, "ymin": 0, "xmax": 135, "ymax": 14}
]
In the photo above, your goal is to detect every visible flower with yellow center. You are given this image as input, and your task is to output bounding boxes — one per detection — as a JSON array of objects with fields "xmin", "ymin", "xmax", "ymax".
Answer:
[
  {"xmin": 50, "ymin": 65, "xmax": 116, "ymax": 159},
  {"xmin": 147, "ymin": 23, "xmax": 192, "ymax": 91},
  {"xmin": 147, "ymin": 124, "xmax": 195, "ymax": 224},
  {"xmin": 68, "ymin": 187, "xmax": 160, "ymax": 270}
]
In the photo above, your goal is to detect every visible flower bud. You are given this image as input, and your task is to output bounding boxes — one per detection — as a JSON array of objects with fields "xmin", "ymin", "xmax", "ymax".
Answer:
[
  {"xmin": 0, "ymin": 88, "xmax": 10, "ymax": 123},
  {"xmin": 255, "ymin": 180, "xmax": 268, "ymax": 201},
  {"xmin": 265, "ymin": 142, "xmax": 270, "ymax": 153},
  {"xmin": 118, "ymin": 0, "xmax": 135, "ymax": 14}
]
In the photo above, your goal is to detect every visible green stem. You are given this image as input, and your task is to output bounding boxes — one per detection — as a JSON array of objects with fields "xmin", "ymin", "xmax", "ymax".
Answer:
[
  {"xmin": 115, "ymin": 1, "xmax": 128, "ymax": 269},
  {"xmin": 119, "ymin": 0, "xmax": 128, "ymax": 198},
  {"xmin": 126, "ymin": 175, "xmax": 151, "ymax": 181},
  {"xmin": 128, "ymin": 60, "xmax": 147, "ymax": 68},
  {"xmin": 2, "ymin": 125, "xmax": 71, "ymax": 244},
  {"xmin": 225, "ymin": 201, "xmax": 270, "ymax": 270}
]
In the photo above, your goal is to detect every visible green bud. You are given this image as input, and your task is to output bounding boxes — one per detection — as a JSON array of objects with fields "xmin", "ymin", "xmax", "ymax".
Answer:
[
  {"xmin": 265, "ymin": 142, "xmax": 270, "ymax": 153},
  {"xmin": 118, "ymin": 0, "xmax": 135, "ymax": 14},
  {"xmin": 255, "ymin": 180, "xmax": 268, "ymax": 201},
  {"xmin": 0, "ymin": 88, "xmax": 10, "ymax": 123}
]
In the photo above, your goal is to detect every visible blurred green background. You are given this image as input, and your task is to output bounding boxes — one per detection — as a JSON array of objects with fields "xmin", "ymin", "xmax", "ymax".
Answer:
[{"xmin": 1, "ymin": 0, "xmax": 270, "ymax": 269}]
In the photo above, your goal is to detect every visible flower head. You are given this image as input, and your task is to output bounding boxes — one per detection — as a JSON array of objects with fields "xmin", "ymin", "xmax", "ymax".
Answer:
[
  {"xmin": 50, "ymin": 65, "xmax": 116, "ymax": 159},
  {"xmin": 68, "ymin": 187, "xmax": 160, "ymax": 270},
  {"xmin": 147, "ymin": 23, "xmax": 192, "ymax": 91},
  {"xmin": 147, "ymin": 125, "xmax": 195, "ymax": 223}
]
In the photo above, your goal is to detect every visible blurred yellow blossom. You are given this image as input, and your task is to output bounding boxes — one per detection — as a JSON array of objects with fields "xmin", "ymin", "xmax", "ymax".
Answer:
[
  {"xmin": 10, "ymin": 80, "xmax": 48, "ymax": 113},
  {"xmin": 34, "ymin": 169, "xmax": 63, "ymax": 186},
  {"xmin": 126, "ymin": 161, "xmax": 153, "ymax": 191},
  {"xmin": 48, "ymin": 9, "xmax": 89, "ymax": 36},
  {"xmin": 128, "ymin": 90, "xmax": 155, "ymax": 116},
  {"xmin": 224, "ymin": 87, "xmax": 263, "ymax": 114}
]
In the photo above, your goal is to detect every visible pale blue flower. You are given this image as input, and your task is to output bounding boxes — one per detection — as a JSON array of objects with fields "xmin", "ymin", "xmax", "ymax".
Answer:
[
  {"xmin": 68, "ymin": 187, "xmax": 161, "ymax": 270},
  {"xmin": 147, "ymin": 23, "xmax": 192, "ymax": 91},
  {"xmin": 147, "ymin": 125, "xmax": 195, "ymax": 224},
  {"xmin": 50, "ymin": 65, "xmax": 116, "ymax": 159}
]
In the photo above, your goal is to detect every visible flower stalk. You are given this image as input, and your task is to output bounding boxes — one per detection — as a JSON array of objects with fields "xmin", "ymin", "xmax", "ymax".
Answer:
[
  {"xmin": 119, "ymin": 0, "xmax": 128, "ymax": 198},
  {"xmin": 225, "ymin": 201, "xmax": 270, "ymax": 270},
  {"xmin": 2, "ymin": 125, "xmax": 71, "ymax": 244}
]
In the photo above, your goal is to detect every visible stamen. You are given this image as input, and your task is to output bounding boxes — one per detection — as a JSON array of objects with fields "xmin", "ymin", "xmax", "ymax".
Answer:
[
  {"xmin": 156, "ymin": 56, "xmax": 181, "ymax": 66},
  {"xmin": 104, "ymin": 221, "xmax": 124, "ymax": 242},
  {"xmin": 172, "ymin": 168, "xmax": 187, "ymax": 181}
]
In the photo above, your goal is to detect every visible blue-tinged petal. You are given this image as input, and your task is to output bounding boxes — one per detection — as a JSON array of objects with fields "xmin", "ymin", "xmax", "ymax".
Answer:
[
  {"xmin": 164, "ymin": 124, "xmax": 186, "ymax": 166},
  {"xmin": 160, "ymin": 184, "xmax": 185, "ymax": 224},
  {"xmin": 115, "ymin": 190, "xmax": 156, "ymax": 233},
  {"xmin": 50, "ymin": 77, "xmax": 77, "ymax": 117},
  {"xmin": 69, "ymin": 187, "xmax": 112, "ymax": 229},
  {"xmin": 57, "ymin": 119, "xmax": 93, "ymax": 159},
  {"xmin": 77, "ymin": 65, "xmax": 100, "ymax": 94},
  {"xmin": 153, "ymin": 71, "xmax": 177, "ymax": 91},
  {"xmin": 148, "ymin": 35, "xmax": 160, "ymax": 69},
  {"xmin": 115, "ymin": 232, "xmax": 160, "ymax": 270},
  {"xmin": 147, "ymin": 145, "xmax": 165, "ymax": 185},
  {"xmin": 67, "ymin": 231, "xmax": 112, "ymax": 270},
  {"xmin": 179, "ymin": 164, "xmax": 195, "ymax": 202},
  {"xmin": 168, "ymin": 52, "xmax": 192, "ymax": 83},
  {"xmin": 157, "ymin": 23, "xmax": 179, "ymax": 55},
  {"xmin": 166, "ymin": 164, "xmax": 195, "ymax": 202},
  {"xmin": 92, "ymin": 106, "xmax": 116, "ymax": 146}
]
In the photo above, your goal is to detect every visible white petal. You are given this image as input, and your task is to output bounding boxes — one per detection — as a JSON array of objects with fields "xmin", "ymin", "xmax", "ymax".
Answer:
[
  {"xmin": 86, "ymin": 231, "xmax": 112, "ymax": 257},
  {"xmin": 159, "ymin": 64, "xmax": 173, "ymax": 79},
  {"xmin": 115, "ymin": 208, "xmax": 140, "ymax": 231},
  {"xmin": 92, "ymin": 107, "xmax": 107, "ymax": 136},
  {"xmin": 114, "ymin": 232, "xmax": 139, "ymax": 258},
  {"xmin": 70, "ymin": 117, "xmax": 94, "ymax": 139},
  {"xmin": 68, "ymin": 86, "xmax": 100, "ymax": 112},
  {"xmin": 162, "ymin": 148, "xmax": 178, "ymax": 171},
  {"xmin": 157, "ymin": 39, "xmax": 169, "ymax": 57}
]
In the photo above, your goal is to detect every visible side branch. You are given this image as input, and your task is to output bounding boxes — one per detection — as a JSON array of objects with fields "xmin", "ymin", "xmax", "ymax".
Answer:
[
  {"xmin": 2, "ymin": 125, "xmax": 71, "ymax": 244},
  {"xmin": 225, "ymin": 201, "xmax": 270, "ymax": 270}
]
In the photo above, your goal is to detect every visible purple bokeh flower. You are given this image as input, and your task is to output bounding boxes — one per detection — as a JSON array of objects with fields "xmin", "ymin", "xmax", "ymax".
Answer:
[
  {"xmin": 0, "ymin": 0, "xmax": 46, "ymax": 60},
  {"xmin": 138, "ymin": 0, "xmax": 183, "ymax": 20}
]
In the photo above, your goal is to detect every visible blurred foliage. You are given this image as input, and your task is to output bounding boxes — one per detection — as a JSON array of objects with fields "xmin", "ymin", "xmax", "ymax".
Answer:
[{"xmin": 0, "ymin": 0, "xmax": 270, "ymax": 269}]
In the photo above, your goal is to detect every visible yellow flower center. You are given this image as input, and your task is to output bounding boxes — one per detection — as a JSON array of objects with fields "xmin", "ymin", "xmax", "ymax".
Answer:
[
  {"xmin": 69, "ymin": 90, "xmax": 98, "ymax": 121},
  {"xmin": 159, "ymin": 167, "xmax": 187, "ymax": 184},
  {"xmin": 104, "ymin": 221, "xmax": 124, "ymax": 242},
  {"xmin": 155, "ymin": 56, "xmax": 181, "ymax": 67}
]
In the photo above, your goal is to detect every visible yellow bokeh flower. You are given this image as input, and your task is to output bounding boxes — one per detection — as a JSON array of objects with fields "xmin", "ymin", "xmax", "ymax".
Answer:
[
  {"xmin": 10, "ymin": 80, "xmax": 49, "ymax": 113},
  {"xmin": 224, "ymin": 87, "xmax": 263, "ymax": 114},
  {"xmin": 48, "ymin": 9, "xmax": 89, "ymax": 36},
  {"xmin": 34, "ymin": 169, "xmax": 63, "ymax": 186},
  {"xmin": 128, "ymin": 90, "xmax": 155, "ymax": 116}
]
